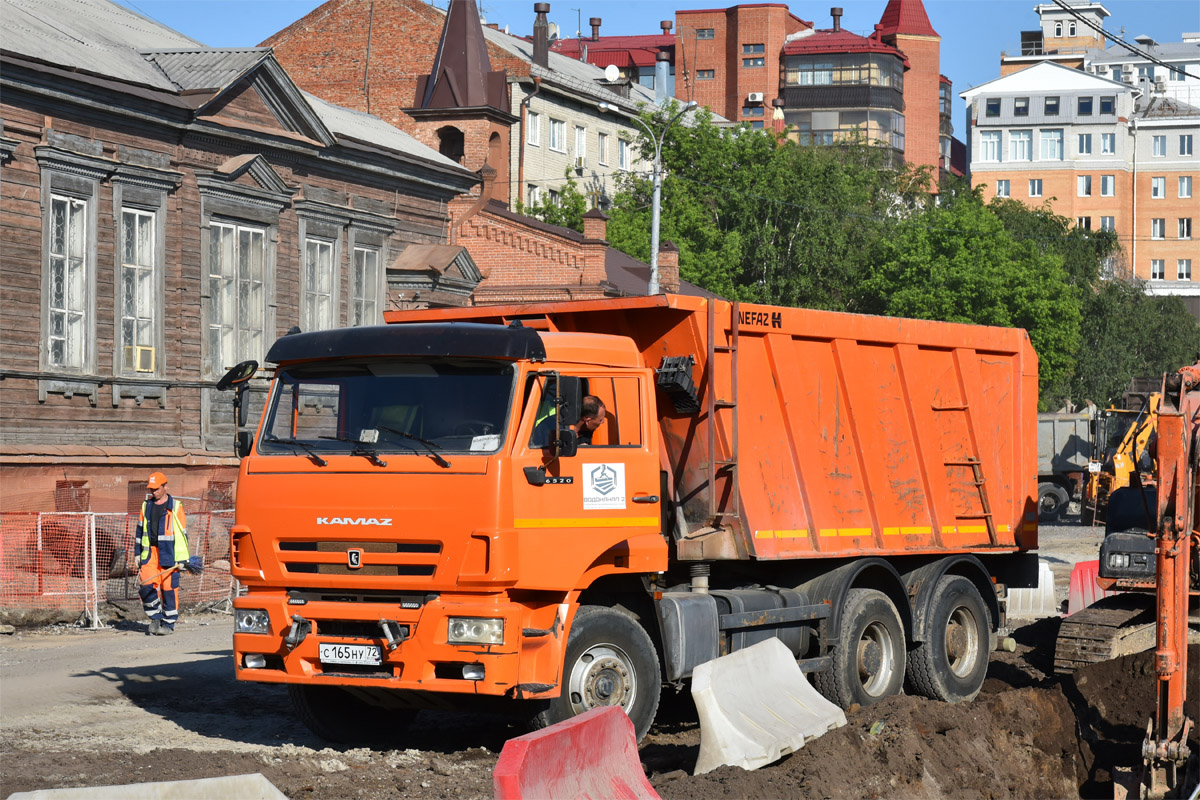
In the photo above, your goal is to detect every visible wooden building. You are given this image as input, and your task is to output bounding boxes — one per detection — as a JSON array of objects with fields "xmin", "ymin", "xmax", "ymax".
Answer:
[{"xmin": 0, "ymin": 0, "xmax": 478, "ymax": 512}]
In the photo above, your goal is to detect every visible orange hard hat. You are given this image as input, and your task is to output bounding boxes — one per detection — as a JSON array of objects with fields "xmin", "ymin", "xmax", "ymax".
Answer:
[{"xmin": 147, "ymin": 471, "xmax": 168, "ymax": 489}]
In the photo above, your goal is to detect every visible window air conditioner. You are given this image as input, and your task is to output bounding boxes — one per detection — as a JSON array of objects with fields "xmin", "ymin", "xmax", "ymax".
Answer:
[
  {"xmin": 124, "ymin": 345, "xmax": 155, "ymax": 373},
  {"xmin": 575, "ymin": 155, "xmax": 586, "ymax": 168},
  {"xmin": 747, "ymin": 92, "xmax": 765, "ymax": 103}
]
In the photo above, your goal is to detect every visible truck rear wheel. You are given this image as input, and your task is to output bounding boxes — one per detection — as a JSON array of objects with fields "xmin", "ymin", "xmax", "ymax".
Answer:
[
  {"xmin": 288, "ymin": 685, "xmax": 415, "ymax": 744},
  {"xmin": 905, "ymin": 575, "xmax": 990, "ymax": 703},
  {"xmin": 812, "ymin": 589, "xmax": 905, "ymax": 708},
  {"xmin": 1038, "ymin": 482, "xmax": 1070, "ymax": 523},
  {"xmin": 531, "ymin": 605, "xmax": 660, "ymax": 742}
]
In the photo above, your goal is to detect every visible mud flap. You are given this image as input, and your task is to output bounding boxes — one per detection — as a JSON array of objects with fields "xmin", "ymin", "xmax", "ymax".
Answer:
[{"xmin": 691, "ymin": 638, "xmax": 846, "ymax": 775}]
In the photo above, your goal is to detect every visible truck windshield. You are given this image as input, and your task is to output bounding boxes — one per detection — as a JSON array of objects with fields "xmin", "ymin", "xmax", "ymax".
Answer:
[{"xmin": 259, "ymin": 358, "xmax": 515, "ymax": 456}]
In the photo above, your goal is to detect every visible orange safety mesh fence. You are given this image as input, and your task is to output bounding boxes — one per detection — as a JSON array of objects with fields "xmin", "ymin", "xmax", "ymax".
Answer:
[{"xmin": 0, "ymin": 510, "xmax": 238, "ymax": 623}]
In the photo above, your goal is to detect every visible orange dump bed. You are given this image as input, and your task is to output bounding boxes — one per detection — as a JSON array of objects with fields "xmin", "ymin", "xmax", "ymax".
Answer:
[{"xmin": 386, "ymin": 294, "xmax": 1039, "ymax": 560}]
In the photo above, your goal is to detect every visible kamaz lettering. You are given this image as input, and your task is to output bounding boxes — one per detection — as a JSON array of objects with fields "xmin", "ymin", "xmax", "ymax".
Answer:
[{"xmin": 315, "ymin": 517, "xmax": 393, "ymax": 526}]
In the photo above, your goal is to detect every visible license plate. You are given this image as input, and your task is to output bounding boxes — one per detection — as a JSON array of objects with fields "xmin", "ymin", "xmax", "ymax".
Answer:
[{"xmin": 319, "ymin": 643, "xmax": 382, "ymax": 666}]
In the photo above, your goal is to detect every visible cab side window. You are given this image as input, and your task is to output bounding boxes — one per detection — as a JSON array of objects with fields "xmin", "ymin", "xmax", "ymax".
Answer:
[{"xmin": 585, "ymin": 376, "xmax": 642, "ymax": 447}]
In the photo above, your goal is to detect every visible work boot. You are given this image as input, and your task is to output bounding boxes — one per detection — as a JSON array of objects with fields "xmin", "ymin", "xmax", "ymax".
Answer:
[
  {"xmin": 155, "ymin": 626, "xmax": 174, "ymax": 636},
  {"xmin": 147, "ymin": 619, "xmax": 160, "ymax": 636}
]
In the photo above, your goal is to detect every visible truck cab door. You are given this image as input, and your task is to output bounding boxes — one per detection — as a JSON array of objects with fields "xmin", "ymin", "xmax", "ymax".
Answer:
[{"xmin": 510, "ymin": 371, "xmax": 663, "ymax": 589}]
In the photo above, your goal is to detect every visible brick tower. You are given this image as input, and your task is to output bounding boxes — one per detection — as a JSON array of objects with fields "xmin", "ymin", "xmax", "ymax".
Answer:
[{"xmin": 878, "ymin": 0, "xmax": 941, "ymax": 172}]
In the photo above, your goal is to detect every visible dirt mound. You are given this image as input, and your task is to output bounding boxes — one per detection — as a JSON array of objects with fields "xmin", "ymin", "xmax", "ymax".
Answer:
[{"xmin": 651, "ymin": 642, "xmax": 1199, "ymax": 800}]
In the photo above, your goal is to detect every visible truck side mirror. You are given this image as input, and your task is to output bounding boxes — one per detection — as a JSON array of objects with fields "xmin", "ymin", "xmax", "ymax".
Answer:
[
  {"xmin": 216, "ymin": 360, "xmax": 259, "ymax": 440},
  {"xmin": 236, "ymin": 430, "xmax": 254, "ymax": 458},
  {"xmin": 555, "ymin": 428, "xmax": 579, "ymax": 459},
  {"xmin": 557, "ymin": 376, "xmax": 582, "ymax": 427}
]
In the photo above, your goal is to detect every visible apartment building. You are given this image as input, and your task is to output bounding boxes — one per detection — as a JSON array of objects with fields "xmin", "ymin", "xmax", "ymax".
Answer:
[
  {"xmin": 1088, "ymin": 34, "xmax": 1200, "ymax": 108},
  {"xmin": 999, "ymin": 2, "xmax": 1109, "ymax": 76},
  {"xmin": 961, "ymin": 62, "xmax": 1199, "ymax": 318},
  {"xmin": 552, "ymin": 1, "xmax": 960, "ymax": 176}
]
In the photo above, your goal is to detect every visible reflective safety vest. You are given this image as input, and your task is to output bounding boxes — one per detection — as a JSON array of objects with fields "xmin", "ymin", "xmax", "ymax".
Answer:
[{"xmin": 137, "ymin": 497, "xmax": 189, "ymax": 565}]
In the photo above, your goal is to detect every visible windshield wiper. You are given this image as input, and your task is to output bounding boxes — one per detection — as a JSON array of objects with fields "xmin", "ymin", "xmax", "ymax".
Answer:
[
  {"xmin": 377, "ymin": 426, "xmax": 452, "ymax": 468},
  {"xmin": 318, "ymin": 435, "xmax": 388, "ymax": 467},
  {"xmin": 263, "ymin": 434, "xmax": 328, "ymax": 467}
]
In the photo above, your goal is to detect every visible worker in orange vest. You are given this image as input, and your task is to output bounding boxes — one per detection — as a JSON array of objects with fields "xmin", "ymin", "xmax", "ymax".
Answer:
[{"xmin": 135, "ymin": 472, "xmax": 189, "ymax": 635}]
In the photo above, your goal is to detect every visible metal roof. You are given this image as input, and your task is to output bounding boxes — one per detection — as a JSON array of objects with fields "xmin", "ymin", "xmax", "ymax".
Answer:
[
  {"xmin": 142, "ymin": 48, "xmax": 268, "ymax": 92},
  {"xmin": 877, "ymin": 0, "xmax": 938, "ymax": 38},
  {"xmin": 1089, "ymin": 39, "xmax": 1200, "ymax": 64},
  {"xmin": 1, "ymin": 0, "xmax": 199, "ymax": 89},
  {"xmin": 302, "ymin": 91, "xmax": 465, "ymax": 168}
]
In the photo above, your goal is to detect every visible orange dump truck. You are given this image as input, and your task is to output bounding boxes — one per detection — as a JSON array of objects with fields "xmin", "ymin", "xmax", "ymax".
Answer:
[{"xmin": 226, "ymin": 294, "xmax": 1039, "ymax": 742}]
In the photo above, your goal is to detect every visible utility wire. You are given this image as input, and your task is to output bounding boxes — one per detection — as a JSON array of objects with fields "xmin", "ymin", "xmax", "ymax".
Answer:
[{"xmin": 1050, "ymin": 0, "xmax": 1200, "ymax": 82}]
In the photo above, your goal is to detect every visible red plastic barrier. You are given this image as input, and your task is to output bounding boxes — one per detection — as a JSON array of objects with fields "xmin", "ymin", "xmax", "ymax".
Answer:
[
  {"xmin": 493, "ymin": 707, "xmax": 660, "ymax": 800},
  {"xmin": 1066, "ymin": 559, "xmax": 1122, "ymax": 615}
]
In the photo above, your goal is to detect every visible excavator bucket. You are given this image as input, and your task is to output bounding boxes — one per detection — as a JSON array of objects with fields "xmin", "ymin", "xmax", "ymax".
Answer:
[{"xmin": 691, "ymin": 638, "xmax": 846, "ymax": 775}]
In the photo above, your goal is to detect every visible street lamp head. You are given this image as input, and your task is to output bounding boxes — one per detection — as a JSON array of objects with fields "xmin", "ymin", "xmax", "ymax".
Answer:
[
  {"xmin": 598, "ymin": 102, "xmax": 616, "ymax": 113},
  {"xmin": 684, "ymin": 100, "xmax": 698, "ymax": 110}
]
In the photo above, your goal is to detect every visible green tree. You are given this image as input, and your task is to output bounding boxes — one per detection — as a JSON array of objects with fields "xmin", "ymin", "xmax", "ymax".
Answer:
[{"xmin": 519, "ymin": 171, "xmax": 589, "ymax": 233}]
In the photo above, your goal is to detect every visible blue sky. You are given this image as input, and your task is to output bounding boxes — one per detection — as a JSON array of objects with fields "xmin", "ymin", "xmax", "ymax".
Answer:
[{"xmin": 118, "ymin": 0, "xmax": 1199, "ymax": 120}]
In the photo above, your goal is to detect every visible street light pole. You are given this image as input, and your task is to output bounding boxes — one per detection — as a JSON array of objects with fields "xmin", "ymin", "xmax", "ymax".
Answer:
[{"xmin": 599, "ymin": 100, "xmax": 697, "ymax": 294}]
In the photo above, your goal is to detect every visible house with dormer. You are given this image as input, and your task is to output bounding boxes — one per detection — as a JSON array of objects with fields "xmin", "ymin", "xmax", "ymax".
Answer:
[{"xmin": 0, "ymin": 0, "xmax": 479, "ymax": 511}]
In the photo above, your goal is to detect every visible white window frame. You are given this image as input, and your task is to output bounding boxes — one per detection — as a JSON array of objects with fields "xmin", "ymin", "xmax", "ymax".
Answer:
[
  {"xmin": 597, "ymin": 132, "xmax": 609, "ymax": 165},
  {"xmin": 549, "ymin": 118, "xmax": 566, "ymax": 153},
  {"xmin": 980, "ymin": 131, "xmax": 1001, "ymax": 162},
  {"xmin": 46, "ymin": 194, "xmax": 91, "ymax": 371},
  {"xmin": 1101, "ymin": 133, "xmax": 1115, "ymax": 154},
  {"xmin": 350, "ymin": 246, "xmax": 380, "ymax": 327},
  {"xmin": 1180, "ymin": 259, "xmax": 1193, "ymax": 280},
  {"xmin": 1151, "ymin": 218, "xmax": 1165, "ymax": 239},
  {"xmin": 118, "ymin": 207, "xmax": 158, "ymax": 374},
  {"xmin": 575, "ymin": 126, "xmax": 587, "ymax": 163},
  {"xmin": 1100, "ymin": 174, "xmax": 1114, "ymax": 197},
  {"xmin": 302, "ymin": 237, "xmax": 336, "ymax": 332},
  {"xmin": 1181, "ymin": 135, "xmax": 1194, "ymax": 156},
  {"xmin": 1077, "ymin": 133, "xmax": 1092, "ymax": 155},
  {"xmin": 526, "ymin": 111, "xmax": 541, "ymax": 146},
  {"xmin": 1180, "ymin": 218, "xmax": 1193, "ymax": 240},
  {"xmin": 996, "ymin": 179, "xmax": 1010, "ymax": 198},
  {"xmin": 208, "ymin": 220, "xmax": 267, "ymax": 373},
  {"xmin": 1009, "ymin": 129, "xmax": 1032, "ymax": 162},
  {"xmin": 1039, "ymin": 129, "xmax": 1063, "ymax": 160},
  {"xmin": 1152, "ymin": 176, "xmax": 1165, "ymax": 198},
  {"xmin": 1182, "ymin": 176, "xmax": 1194, "ymax": 198},
  {"xmin": 1151, "ymin": 259, "xmax": 1165, "ymax": 280},
  {"xmin": 1077, "ymin": 175, "xmax": 1092, "ymax": 197},
  {"xmin": 527, "ymin": 184, "xmax": 541, "ymax": 206},
  {"xmin": 1152, "ymin": 135, "xmax": 1166, "ymax": 157},
  {"xmin": 1028, "ymin": 178, "xmax": 1043, "ymax": 197},
  {"xmin": 618, "ymin": 138, "xmax": 631, "ymax": 171},
  {"xmin": 1100, "ymin": 216, "xmax": 1115, "ymax": 232},
  {"xmin": 1068, "ymin": 21, "xmax": 1076, "ymax": 36}
]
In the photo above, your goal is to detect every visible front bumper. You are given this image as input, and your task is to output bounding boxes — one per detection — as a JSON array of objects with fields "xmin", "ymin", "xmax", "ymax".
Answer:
[{"xmin": 233, "ymin": 591, "xmax": 565, "ymax": 699}]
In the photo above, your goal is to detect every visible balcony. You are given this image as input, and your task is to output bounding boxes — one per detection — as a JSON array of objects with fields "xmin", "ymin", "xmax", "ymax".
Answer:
[{"xmin": 780, "ymin": 85, "xmax": 904, "ymax": 112}]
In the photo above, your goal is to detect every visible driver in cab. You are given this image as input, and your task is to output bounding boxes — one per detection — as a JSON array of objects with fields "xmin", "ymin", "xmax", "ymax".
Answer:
[{"xmin": 532, "ymin": 394, "xmax": 606, "ymax": 448}]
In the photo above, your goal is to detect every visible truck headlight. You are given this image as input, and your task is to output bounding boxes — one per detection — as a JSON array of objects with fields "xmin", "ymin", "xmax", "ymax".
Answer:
[
  {"xmin": 236, "ymin": 608, "xmax": 271, "ymax": 635},
  {"xmin": 448, "ymin": 617, "xmax": 504, "ymax": 645}
]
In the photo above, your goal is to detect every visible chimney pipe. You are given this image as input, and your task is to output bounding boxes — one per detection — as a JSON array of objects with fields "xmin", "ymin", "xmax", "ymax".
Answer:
[
  {"xmin": 831, "ymin": 7, "xmax": 842, "ymax": 32},
  {"xmin": 660, "ymin": 20, "xmax": 672, "ymax": 34},
  {"xmin": 655, "ymin": 50, "xmax": 670, "ymax": 105},
  {"xmin": 590, "ymin": 16, "xmax": 601, "ymax": 41},
  {"xmin": 533, "ymin": 3, "xmax": 550, "ymax": 68}
]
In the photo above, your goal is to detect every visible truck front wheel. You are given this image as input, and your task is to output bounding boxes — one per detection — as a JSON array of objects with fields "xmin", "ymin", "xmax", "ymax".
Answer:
[
  {"xmin": 531, "ymin": 605, "xmax": 661, "ymax": 742},
  {"xmin": 905, "ymin": 575, "xmax": 990, "ymax": 703},
  {"xmin": 288, "ymin": 685, "xmax": 416, "ymax": 744},
  {"xmin": 1038, "ymin": 482, "xmax": 1070, "ymax": 522},
  {"xmin": 812, "ymin": 588, "xmax": 905, "ymax": 708}
]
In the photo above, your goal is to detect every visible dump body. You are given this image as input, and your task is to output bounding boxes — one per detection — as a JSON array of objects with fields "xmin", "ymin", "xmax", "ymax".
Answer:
[
  {"xmin": 389, "ymin": 294, "xmax": 1039, "ymax": 560},
  {"xmin": 1037, "ymin": 412, "xmax": 1092, "ymax": 476}
]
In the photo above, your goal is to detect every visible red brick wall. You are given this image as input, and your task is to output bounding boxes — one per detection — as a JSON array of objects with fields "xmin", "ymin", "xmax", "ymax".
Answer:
[{"xmin": 892, "ymin": 33, "xmax": 942, "ymax": 172}]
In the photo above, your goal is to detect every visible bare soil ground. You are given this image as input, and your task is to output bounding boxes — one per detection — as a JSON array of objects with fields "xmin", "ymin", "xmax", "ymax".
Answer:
[{"xmin": 2, "ymin": 518, "xmax": 1196, "ymax": 800}]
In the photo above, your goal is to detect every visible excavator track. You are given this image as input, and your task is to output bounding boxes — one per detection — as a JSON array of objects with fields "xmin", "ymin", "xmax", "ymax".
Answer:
[{"xmin": 1054, "ymin": 594, "xmax": 1156, "ymax": 675}]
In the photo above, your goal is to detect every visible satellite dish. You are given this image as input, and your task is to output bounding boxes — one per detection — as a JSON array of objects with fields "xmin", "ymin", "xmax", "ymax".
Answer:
[
  {"xmin": 604, "ymin": 64, "xmax": 620, "ymax": 82},
  {"xmin": 548, "ymin": 22, "xmax": 559, "ymax": 41}
]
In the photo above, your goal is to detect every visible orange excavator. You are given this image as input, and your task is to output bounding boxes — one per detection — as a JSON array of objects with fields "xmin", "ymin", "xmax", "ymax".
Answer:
[{"xmin": 1117, "ymin": 362, "xmax": 1200, "ymax": 797}]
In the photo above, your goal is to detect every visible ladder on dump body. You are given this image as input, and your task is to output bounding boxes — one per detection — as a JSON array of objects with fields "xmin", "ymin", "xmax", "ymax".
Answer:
[
  {"xmin": 942, "ymin": 456, "xmax": 999, "ymax": 546},
  {"xmin": 707, "ymin": 300, "xmax": 740, "ymax": 526}
]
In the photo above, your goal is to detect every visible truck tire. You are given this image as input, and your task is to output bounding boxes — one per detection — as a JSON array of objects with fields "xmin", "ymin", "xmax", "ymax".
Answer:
[
  {"xmin": 812, "ymin": 589, "xmax": 905, "ymax": 709},
  {"xmin": 905, "ymin": 575, "xmax": 990, "ymax": 703},
  {"xmin": 531, "ymin": 605, "xmax": 661, "ymax": 742},
  {"xmin": 1038, "ymin": 482, "xmax": 1070, "ymax": 523},
  {"xmin": 288, "ymin": 685, "xmax": 415, "ymax": 744}
]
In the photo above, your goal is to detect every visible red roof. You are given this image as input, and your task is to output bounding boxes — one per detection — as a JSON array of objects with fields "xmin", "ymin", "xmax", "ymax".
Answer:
[
  {"xmin": 782, "ymin": 29, "xmax": 907, "ymax": 65},
  {"xmin": 877, "ymin": 0, "xmax": 938, "ymax": 38},
  {"xmin": 552, "ymin": 34, "xmax": 674, "ymax": 69}
]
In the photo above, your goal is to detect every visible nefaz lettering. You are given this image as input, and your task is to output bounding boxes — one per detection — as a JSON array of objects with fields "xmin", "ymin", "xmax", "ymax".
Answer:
[
  {"xmin": 738, "ymin": 310, "xmax": 782, "ymax": 328},
  {"xmin": 316, "ymin": 517, "xmax": 393, "ymax": 526}
]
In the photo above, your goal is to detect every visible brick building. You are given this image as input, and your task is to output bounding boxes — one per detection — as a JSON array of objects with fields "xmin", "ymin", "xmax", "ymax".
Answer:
[
  {"xmin": 0, "ymin": 0, "xmax": 478, "ymax": 511},
  {"xmin": 551, "ymin": 1, "xmax": 960, "ymax": 176},
  {"xmin": 262, "ymin": 0, "xmax": 695, "ymax": 210},
  {"xmin": 961, "ymin": 61, "xmax": 1199, "ymax": 318}
]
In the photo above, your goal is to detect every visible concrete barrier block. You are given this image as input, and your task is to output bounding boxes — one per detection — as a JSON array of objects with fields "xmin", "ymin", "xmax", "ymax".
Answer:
[
  {"xmin": 691, "ymin": 638, "xmax": 846, "ymax": 775},
  {"xmin": 493, "ymin": 706, "xmax": 659, "ymax": 800},
  {"xmin": 6, "ymin": 773, "xmax": 288, "ymax": 800},
  {"xmin": 1007, "ymin": 559, "xmax": 1060, "ymax": 619}
]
